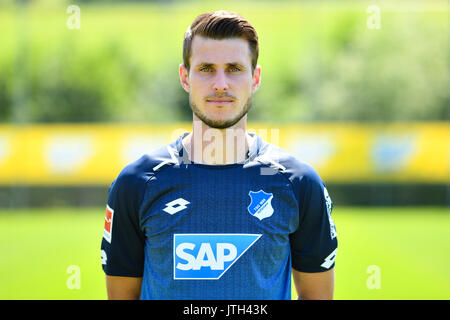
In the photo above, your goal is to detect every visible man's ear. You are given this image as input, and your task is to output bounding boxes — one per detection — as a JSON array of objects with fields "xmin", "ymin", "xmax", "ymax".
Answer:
[
  {"xmin": 252, "ymin": 65, "xmax": 262, "ymax": 93},
  {"xmin": 179, "ymin": 64, "xmax": 190, "ymax": 93}
]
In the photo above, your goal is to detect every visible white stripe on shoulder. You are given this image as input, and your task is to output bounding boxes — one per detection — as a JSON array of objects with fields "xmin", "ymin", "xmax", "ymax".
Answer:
[
  {"xmin": 256, "ymin": 145, "xmax": 286, "ymax": 172},
  {"xmin": 152, "ymin": 145, "xmax": 179, "ymax": 171}
]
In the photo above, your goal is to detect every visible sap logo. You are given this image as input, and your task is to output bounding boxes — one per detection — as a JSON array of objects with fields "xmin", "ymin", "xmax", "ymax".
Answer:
[{"xmin": 173, "ymin": 234, "xmax": 261, "ymax": 280}]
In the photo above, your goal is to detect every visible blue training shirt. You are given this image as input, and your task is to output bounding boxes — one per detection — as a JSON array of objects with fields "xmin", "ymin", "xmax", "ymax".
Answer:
[{"xmin": 101, "ymin": 132, "xmax": 338, "ymax": 300}]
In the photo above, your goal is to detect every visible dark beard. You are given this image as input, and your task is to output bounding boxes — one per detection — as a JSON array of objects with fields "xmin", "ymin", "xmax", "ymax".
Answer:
[{"xmin": 189, "ymin": 95, "xmax": 253, "ymax": 129}]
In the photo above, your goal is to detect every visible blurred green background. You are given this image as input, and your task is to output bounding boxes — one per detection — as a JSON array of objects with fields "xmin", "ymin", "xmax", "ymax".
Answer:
[
  {"xmin": 1, "ymin": 0, "xmax": 448, "ymax": 123},
  {"xmin": 0, "ymin": 0, "xmax": 449, "ymax": 300},
  {"xmin": 1, "ymin": 206, "xmax": 449, "ymax": 299}
]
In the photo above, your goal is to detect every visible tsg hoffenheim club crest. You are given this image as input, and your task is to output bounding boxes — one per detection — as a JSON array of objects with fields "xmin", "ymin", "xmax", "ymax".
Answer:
[{"xmin": 247, "ymin": 190, "xmax": 274, "ymax": 221}]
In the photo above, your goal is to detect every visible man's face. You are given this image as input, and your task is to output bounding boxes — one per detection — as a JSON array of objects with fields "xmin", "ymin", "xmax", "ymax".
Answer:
[{"xmin": 180, "ymin": 36, "xmax": 261, "ymax": 129}]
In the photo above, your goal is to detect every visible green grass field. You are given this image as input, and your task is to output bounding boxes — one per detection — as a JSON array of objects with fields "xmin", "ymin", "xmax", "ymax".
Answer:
[{"xmin": 0, "ymin": 206, "xmax": 449, "ymax": 300}]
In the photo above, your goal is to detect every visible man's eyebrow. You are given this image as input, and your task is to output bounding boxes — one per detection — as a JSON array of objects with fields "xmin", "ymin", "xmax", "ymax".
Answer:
[
  {"xmin": 195, "ymin": 62, "xmax": 245, "ymax": 68},
  {"xmin": 197, "ymin": 62, "xmax": 214, "ymax": 67},
  {"xmin": 226, "ymin": 62, "xmax": 244, "ymax": 67}
]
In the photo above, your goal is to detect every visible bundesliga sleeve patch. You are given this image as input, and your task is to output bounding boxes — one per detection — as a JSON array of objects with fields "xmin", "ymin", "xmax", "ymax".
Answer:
[{"xmin": 103, "ymin": 205, "xmax": 114, "ymax": 243}]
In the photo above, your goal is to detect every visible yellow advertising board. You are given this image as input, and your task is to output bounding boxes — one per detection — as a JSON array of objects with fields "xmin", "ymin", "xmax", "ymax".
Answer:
[{"xmin": 0, "ymin": 123, "xmax": 448, "ymax": 185}]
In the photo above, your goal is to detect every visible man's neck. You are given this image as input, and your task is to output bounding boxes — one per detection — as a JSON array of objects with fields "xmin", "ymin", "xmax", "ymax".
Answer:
[{"xmin": 182, "ymin": 116, "xmax": 252, "ymax": 165}]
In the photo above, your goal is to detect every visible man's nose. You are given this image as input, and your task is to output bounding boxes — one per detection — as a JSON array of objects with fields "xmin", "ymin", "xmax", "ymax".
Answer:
[{"xmin": 212, "ymin": 70, "xmax": 229, "ymax": 92}]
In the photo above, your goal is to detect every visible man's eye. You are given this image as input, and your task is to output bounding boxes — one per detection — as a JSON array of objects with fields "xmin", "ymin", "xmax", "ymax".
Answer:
[
  {"xmin": 200, "ymin": 67, "xmax": 212, "ymax": 72},
  {"xmin": 229, "ymin": 67, "xmax": 241, "ymax": 72}
]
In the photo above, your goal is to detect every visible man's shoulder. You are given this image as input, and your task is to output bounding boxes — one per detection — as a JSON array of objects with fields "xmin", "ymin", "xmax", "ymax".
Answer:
[
  {"xmin": 257, "ymin": 141, "xmax": 323, "ymax": 184},
  {"xmin": 114, "ymin": 143, "xmax": 177, "ymax": 186}
]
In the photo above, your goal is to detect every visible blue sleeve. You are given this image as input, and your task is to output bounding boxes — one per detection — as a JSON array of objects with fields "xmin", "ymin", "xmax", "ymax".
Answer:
[
  {"xmin": 290, "ymin": 171, "xmax": 338, "ymax": 273},
  {"xmin": 101, "ymin": 168, "xmax": 146, "ymax": 277}
]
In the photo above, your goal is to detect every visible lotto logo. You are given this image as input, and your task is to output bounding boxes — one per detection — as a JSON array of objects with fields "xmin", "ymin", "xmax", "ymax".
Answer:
[
  {"xmin": 163, "ymin": 198, "xmax": 190, "ymax": 215},
  {"xmin": 173, "ymin": 234, "xmax": 262, "ymax": 280}
]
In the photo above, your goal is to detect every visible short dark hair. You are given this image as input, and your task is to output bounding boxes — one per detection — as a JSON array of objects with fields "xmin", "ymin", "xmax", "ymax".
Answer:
[{"xmin": 183, "ymin": 11, "xmax": 259, "ymax": 73}]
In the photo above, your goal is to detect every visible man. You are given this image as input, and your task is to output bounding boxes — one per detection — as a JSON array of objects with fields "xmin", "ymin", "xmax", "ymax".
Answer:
[{"xmin": 101, "ymin": 10, "xmax": 338, "ymax": 300}]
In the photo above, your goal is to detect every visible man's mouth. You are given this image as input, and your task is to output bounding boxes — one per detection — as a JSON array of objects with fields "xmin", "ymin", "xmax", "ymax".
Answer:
[{"xmin": 206, "ymin": 98, "xmax": 234, "ymax": 104}]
